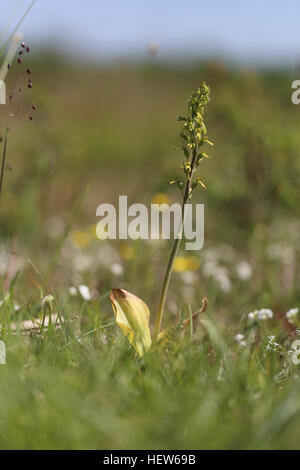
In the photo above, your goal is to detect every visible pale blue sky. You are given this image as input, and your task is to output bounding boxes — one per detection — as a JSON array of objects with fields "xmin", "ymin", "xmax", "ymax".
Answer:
[{"xmin": 1, "ymin": 0, "xmax": 300, "ymax": 65}]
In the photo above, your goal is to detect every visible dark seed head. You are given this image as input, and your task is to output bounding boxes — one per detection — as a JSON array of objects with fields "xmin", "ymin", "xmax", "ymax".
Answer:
[
  {"xmin": 32, "ymin": 104, "xmax": 36, "ymax": 110},
  {"xmin": 18, "ymin": 57, "xmax": 22, "ymax": 64},
  {"xmin": 26, "ymin": 46, "xmax": 30, "ymax": 52},
  {"xmin": 27, "ymin": 68, "xmax": 32, "ymax": 74},
  {"xmin": 7, "ymin": 63, "xmax": 10, "ymax": 69},
  {"xmin": 28, "ymin": 83, "xmax": 32, "ymax": 89},
  {"xmin": 29, "ymin": 115, "xmax": 33, "ymax": 121},
  {"xmin": 9, "ymin": 94, "xmax": 13, "ymax": 100},
  {"xmin": 21, "ymin": 42, "xmax": 25, "ymax": 48},
  {"xmin": 19, "ymin": 50, "xmax": 23, "ymax": 55}
]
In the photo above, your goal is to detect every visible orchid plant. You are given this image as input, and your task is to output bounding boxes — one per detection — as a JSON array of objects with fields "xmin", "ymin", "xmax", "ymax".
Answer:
[{"xmin": 110, "ymin": 83, "xmax": 213, "ymax": 356}]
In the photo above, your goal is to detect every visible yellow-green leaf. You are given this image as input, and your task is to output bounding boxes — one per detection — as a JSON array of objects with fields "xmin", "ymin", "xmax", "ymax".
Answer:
[{"xmin": 110, "ymin": 289, "xmax": 152, "ymax": 356}]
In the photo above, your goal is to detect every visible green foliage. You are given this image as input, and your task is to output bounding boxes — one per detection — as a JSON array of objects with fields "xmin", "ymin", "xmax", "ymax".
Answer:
[{"xmin": 0, "ymin": 60, "xmax": 300, "ymax": 449}]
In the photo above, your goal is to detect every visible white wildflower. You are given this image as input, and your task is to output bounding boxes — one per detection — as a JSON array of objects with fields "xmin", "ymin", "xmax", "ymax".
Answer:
[
  {"xmin": 235, "ymin": 334, "xmax": 245, "ymax": 342},
  {"xmin": 203, "ymin": 262, "xmax": 232, "ymax": 293},
  {"xmin": 235, "ymin": 261, "xmax": 253, "ymax": 281},
  {"xmin": 267, "ymin": 243, "xmax": 294, "ymax": 264},
  {"xmin": 180, "ymin": 271, "xmax": 197, "ymax": 285},
  {"xmin": 234, "ymin": 333, "xmax": 246, "ymax": 347},
  {"xmin": 258, "ymin": 309, "xmax": 273, "ymax": 320},
  {"xmin": 78, "ymin": 285, "xmax": 91, "ymax": 301},
  {"xmin": 286, "ymin": 308, "xmax": 298, "ymax": 320},
  {"xmin": 69, "ymin": 286, "xmax": 77, "ymax": 296},
  {"xmin": 73, "ymin": 252, "xmax": 93, "ymax": 272},
  {"xmin": 110, "ymin": 263, "xmax": 124, "ymax": 276},
  {"xmin": 248, "ymin": 308, "xmax": 273, "ymax": 321}
]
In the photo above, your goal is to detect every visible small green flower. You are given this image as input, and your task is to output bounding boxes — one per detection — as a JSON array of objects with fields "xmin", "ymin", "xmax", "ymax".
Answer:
[{"xmin": 173, "ymin": 82, "xmax": 213, "ymax": 199}]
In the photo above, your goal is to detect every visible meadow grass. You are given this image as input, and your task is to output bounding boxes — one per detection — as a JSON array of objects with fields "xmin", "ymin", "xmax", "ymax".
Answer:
[
  {"xmin": 1, "ymin": 302, "xmax": 300, "ymax": 450},
  {"xmin": 0, "ymin": 60, "xmax": 300, "ymax": 449}
]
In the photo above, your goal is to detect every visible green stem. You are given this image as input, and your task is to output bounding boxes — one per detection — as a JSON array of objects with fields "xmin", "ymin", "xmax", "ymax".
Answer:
[{"xmin": 153, "ymin": 147, "xmax": 198, "ymax": 343}]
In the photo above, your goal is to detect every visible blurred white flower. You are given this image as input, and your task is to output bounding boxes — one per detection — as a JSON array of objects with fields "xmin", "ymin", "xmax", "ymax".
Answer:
[
  {"xmin": 203, "ymin": 261, "xmax": 232, "ymax": 293},
  {"xmin": 69, "ymin": 285, "xmax": 92, "ymax": 301},
  {"xmin": 258, "ymin": 309, "xmax": 273, "ymax": 320},
  {"xmin": 234, "ymin": 333, "xmax": 246, "ymax": 347},
  {"xmin": 235, "ymin": 261, "xmax": 253, "ymax": 281},
  {"xmin": 286, "ymin": 308, "xmax": 298, "ymax": 320},
  {"xmin": 97, "ymin": 245, "xmax": 120, "ymax": 268},
  {"xmin": 214, "ymin": 267, "xmax": 232, "ymax": 293},
  {"xmin": 248, "ymin": 309, "xmax": 273, "ymax": 321},
  {"xmin": 267, "ymin": 243, "xmax": 294, "ymax": 264},
  {"xmin": 235, "ymin": 334, "xmax": 244, "ymax": 342},
  {"xmin": 180, "ymin": 271, "xmax": 197, "ymax": 285},
  {"xmin": 69, "ymin": 286, "xmax": 77, "ymax": 296},
  {"xmin": 111, "ymin": 263, "xmax": 124, "ymax": 276},
  {"xmin": 78, "ymin": 285, "xmax": 91, "ymax": 301},
  {"xmin": 203, "ymin": 260, "xmax": 217, "ymax": 276},
  {"xmin": 73, "ymin": 252, "xmax": 93, "ymax": 272}
]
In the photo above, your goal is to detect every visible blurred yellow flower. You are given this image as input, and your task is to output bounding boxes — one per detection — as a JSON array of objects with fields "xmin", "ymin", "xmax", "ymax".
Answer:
[
  {"xmin": 87, "ymin": 224, "xmax": 98, "ymax": 239},
  {"xmin": 151, "ymin": 193, "xmax": 170, "ymax": 208},
  {"xmin": 70, "ymin": 230, "xmax": 91, "ymax": 249},
  {"xmin": 173, "ymin": 256, "xmax": 200, "ymax": 272},
  {"xmin": 120, "ymin": 244, "xmax": 135, "ymax": 260}
]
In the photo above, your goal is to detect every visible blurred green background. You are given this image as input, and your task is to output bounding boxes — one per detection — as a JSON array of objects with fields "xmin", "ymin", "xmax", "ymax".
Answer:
[
  {"xmin": 1, "ymin": 59, "xmax": 300, "ymax": 319},
  {"xmin": 1, "ymin": 0, "xmax": 299, "ymax": 323},
  {"xmin": 1, "ymin": 0, "xmax": 300, "ymax": 450}
]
